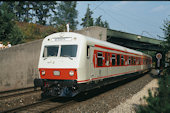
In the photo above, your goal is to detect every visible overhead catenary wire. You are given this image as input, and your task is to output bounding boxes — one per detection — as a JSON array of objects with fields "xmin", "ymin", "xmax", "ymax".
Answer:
[{"xmin": 91, "ymin": 2, "xmax": 160, "ymax": 38}]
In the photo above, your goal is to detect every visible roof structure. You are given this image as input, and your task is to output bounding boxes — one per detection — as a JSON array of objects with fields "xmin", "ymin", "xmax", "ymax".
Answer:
[{"xmin": 107, "ymin": 29, "xmax": 163, "ymax": 51}]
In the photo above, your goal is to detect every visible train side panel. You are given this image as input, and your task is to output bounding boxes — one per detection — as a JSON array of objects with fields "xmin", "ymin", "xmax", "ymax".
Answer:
[{"xmin": 34, "ymin": 32, "xmax": 152, "ymax": 97}]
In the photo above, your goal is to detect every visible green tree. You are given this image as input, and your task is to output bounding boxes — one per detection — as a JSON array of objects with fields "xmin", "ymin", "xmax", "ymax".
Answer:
[
  {"xmin": 31, "ymin": 1, "xmax": 49, "ymax": 25},
  {"xmin": 103, "ymin": 20, "xmax": 110, "ymax": 29},
  {"xmin": 161, "ymin": 19, "xmax": 170, "ymax": 52},
  {"xmin": 10, "ymin": 1, "xmax": 57, "ymax": 25},
  {"xmin": 0, "ymin": 2, "xmax": 24, "ymax": 44},
  {"xmin": 14, "ymin": 1, "xmax": 25, "ymax": 21},
  {"xmin": 81, "ymin": 4, "xmax": 94, "ymax": 28},
  {"xmin": 12, "ymin": 1, "xmax": 31, "ymax": 22},
  {"xmin": 53, "ymin": 1, "xmax": 78, "ymax": 31},
  {"xmin": 94, "ymin": 16, "xmax": 109, "ymax": 28},
  {"xmin": 95, "ymin": 16, "xmax": 102, "ymax": 26},
  {"xmin": 23, "ymin": 1, "xmax": 31, "ymax": 22},
  {"xmin": 0, "ymin": 2, "xmax": 15, "ymax": 41}
]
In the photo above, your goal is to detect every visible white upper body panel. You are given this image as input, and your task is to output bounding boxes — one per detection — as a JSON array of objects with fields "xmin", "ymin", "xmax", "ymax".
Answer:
[{"xmin": 39, "ymin": 32, "xmax": 151, "ymax": 69}]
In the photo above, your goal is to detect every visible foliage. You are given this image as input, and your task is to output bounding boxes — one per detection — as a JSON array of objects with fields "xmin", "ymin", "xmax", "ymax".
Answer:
[
  {"xmin": 137, "ymin": 68, "xmax": 170, "ymax": 113},
  {"xmin": 14, "ymin": 1, "xmax": 31, "ymax": 22},
  {"xmin": 0, "ymin": 1, "xmax": 59, "ymax": 45},
  {"xmin": 16, "ymin": 22, "xmax": 58, "ymax": 42},
  {"xmin": 0, "ymin": 1, "xmax": 57, "ymax": 25},
  {"xmin": 8, "ymin": 25, "xmax": 25, "ymax": 45},
  {"xmin": 0, "ymin": 1, "xmax": 111, "ymax": 45},
  {"xmin": 81, "ymin": 4, "xmax": 94, "ymax": 28},
  {"xmin": 161, "ymin": 19, "xmax": 170, "ymax": 52},
  {"xmin": 31, "ymin": 1, "xmax": 57, "ymax": 25},
  {"xmin": 81, "ymin": 5, "xmax": 109, "ymax": 29},
  {"xmin": 0, "ymin": 2, "xmax": 24, "ymax": 45},
  {"xmin": 94, "ymin": 16, "xmax": 110, "ymax": 28},
  {"xmin": 53, "ymin": 1, "xmax": 78, "ymax": 31}
]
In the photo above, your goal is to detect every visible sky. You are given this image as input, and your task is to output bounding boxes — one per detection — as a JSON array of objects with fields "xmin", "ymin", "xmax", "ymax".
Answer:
[{"xmin": 76, "ymin": 1, "xmax": 170, "ymax": 40}]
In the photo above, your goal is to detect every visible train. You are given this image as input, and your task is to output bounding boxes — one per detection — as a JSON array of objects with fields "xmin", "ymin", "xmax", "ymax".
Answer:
[{"xmin": 34, "ymin": 32, "xmax": 152, "ymax": 97}]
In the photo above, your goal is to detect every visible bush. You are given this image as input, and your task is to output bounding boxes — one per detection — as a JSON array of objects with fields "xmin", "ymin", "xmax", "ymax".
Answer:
[
  {"xmin": 16, "ymin": 22, "xmax": 58, "ymax": 42},
  {"xmin": 137, "ymin": 68, "xmax": 170, "ymax": 113}
]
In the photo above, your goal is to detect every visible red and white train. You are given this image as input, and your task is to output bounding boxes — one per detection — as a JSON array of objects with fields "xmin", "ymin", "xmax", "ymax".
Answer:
[{"xmin": 34, "ymin": 32, "xmax": 152, "ymax": 97}]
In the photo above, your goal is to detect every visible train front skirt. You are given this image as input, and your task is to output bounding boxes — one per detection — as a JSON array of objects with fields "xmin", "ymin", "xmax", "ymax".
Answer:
[{"xmin": 34, "ymin": 79, "xmax": 79, "ymax": 97}]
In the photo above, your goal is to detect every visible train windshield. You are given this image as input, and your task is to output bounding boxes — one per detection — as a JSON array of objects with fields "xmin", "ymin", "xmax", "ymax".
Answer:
[
  {"xmin": 43, "ymin": 46, "xmax": 59, "ymax": 57},
  {"xmin": 60, "ymin": 45, "xmax": 77, "ymax": 57}
]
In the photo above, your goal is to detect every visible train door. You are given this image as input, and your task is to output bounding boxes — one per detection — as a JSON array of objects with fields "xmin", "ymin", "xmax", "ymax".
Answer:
[
  {"xmin": 87, "ymin": 45, "xmax": 95, "ymax": 80},
  {"xmin": 104, "ymin": 52, "xmax": 110, "ymax": 76},
  {"xmin": 107, "ymin": 52, "xmax": 112, "ymax": 76}
]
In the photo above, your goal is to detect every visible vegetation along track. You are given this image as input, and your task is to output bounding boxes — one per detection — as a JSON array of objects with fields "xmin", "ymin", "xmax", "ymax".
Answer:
[
  {"xmin": 1, "ymin": 97, "xmax": 76, "ymax": 113},
  {"xmin": 0, "ymin": 87, "xmax": 41, "ymax": 100}
]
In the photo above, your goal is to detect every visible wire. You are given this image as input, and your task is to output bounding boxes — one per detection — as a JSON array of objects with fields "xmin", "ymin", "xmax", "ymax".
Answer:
[
  {"xmin": 91, "ymin": 1, "xmax": 104, "ymax": 12},
  {"xmin": 91, "ymin": 2, "xmax": 127, "ymax": 32},
  {"xmin": 105, "ymin": 3, "xmax": 160, "ymax": 29},
  {"xmin": 91, "ymin": 2, "xmax": 161, "ymax": 38}
]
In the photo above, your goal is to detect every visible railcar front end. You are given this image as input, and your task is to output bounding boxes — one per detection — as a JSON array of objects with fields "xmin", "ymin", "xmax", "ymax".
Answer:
[{"xmin": 34, "ymin": 32, "xmax": 87, "ymax": 97}]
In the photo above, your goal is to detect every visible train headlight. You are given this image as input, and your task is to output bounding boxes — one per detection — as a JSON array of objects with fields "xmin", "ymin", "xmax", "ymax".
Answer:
[
  {"xmin": 69, "ymin": 71, "xmax": 74, "ymax": 76},
  {"xmin": 42, "ymin": 70, "xmax": 45, "ymax": 76},
  {"xmin": 53, "ymin": 71, "xmax": 60, "ymax": 76}
]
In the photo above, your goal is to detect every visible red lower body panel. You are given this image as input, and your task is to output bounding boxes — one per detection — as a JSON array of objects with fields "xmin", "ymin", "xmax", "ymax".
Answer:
[{"xmin": 39, "ymin": 68, "xmax": 77, "ymax": 80}]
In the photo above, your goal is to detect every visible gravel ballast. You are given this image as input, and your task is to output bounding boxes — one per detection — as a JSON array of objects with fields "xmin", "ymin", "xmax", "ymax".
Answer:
[
  {"xmin": 108, "ymin": 79, "xmax": 158, "ymax": 113},
  {"xmin": 52, "ymin": 71, "xmax": 156, "ymax": 113}
]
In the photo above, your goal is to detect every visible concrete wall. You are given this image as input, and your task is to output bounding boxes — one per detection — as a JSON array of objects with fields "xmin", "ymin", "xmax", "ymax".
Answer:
[
  {"xmin": 0, "ymin": 26, "xmax": 107, "ymax": 92},
  {"xmin": 75, "ymin": 26, "xmax": 107, "ymax": 41},
  {"xmin": 0, "ymin": 39, "xmax": 43, "ymax": 92}
]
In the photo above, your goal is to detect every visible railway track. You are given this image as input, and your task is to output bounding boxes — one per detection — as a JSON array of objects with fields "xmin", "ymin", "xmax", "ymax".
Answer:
[
  {"xmin": 0, "ymin": 71, "xmax": 155, "ymax": 113},
  {"xmin": 0, "ymin": 87, "xmax": 41, "ymax": 100},
  {"xmin": 1, "ymin": 97, "xmax": 75, "ymax": 113}
]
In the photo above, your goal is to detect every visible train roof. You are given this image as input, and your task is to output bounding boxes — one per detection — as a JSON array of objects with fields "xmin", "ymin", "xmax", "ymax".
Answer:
[{"xmin": 44, "ymin": 32, "xmax": 151, "ymax": 58}]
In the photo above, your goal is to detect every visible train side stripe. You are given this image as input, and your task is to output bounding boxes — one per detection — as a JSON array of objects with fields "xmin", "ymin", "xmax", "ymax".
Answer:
[
  {"xmin": 77, "ymin": 69, "xmax": 143, "ymax": 83},
  {"xmin": 95, "ymin": 44, "xmax": 147, "ymax": 57}
]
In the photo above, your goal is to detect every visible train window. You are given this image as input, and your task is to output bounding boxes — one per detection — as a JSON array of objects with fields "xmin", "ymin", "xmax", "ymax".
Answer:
[
  {"xmin": 43, "ymin": 45, "xmax": 59, "ymax": 57},
  {"xmin": 60, "ymin": 45, "xmax": 77, "ymax": 57},
  {"xmin": 136, "ymin": 57, "xmax": 139, "ymax": 65},
  {"xmin": 143, "ymin": 59, "xmax": 145, "ymax": 65},
  {"xmin": 131, "ymin": 57, "xmax": 133, "ymax": 65},
  {"xmin": 139, "ymin": 58, "xmax": 141, "ymax": 65},
  {"xmin": 108, "ymin": 53, "xmax": 110, "ymax": 66},
  {"xmin": 117, "ymin": 54, "xmax": 120, "ymax": 66},
  {"xmin": 128, "ymin": 56, "xmax": 131, "ymax": 65},
  {"xmin": 97, "ymin": 52, "xmax": 103, "ymax": 66},
  {"xmin": 134, "ymin": 57, "xmax": 136, "ymax": 65},
  {"xmin": 121, "ymin": 55, "xmax": 124, "ymax": 65},
  {"xmin": 125, "ymin": 56, "xmax": 128, "ymax": 65},
  {"xmin": 105, "ymin": 53, "xmax": 108, "ymax": 66},
  {"xmin": 111, "ymin": 54, "xmax": 116, "ymax": 66}
]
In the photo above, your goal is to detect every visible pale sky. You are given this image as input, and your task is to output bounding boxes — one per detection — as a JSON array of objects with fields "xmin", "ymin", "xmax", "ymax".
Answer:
[{"xmin": 76, "ymin": 1, "xmax": 170, "ymax": 40}]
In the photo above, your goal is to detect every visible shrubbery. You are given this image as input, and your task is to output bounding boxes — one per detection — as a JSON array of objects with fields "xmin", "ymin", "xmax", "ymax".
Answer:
[
  {"xmin": 137, "ymin": 67, "xmax": 170, "ymax": 113},
  {"xmin": 16, "ymin": 22, "xmax": 58, "ymax": 43}
]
